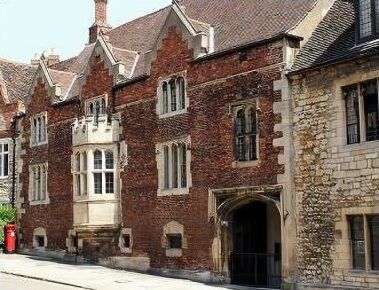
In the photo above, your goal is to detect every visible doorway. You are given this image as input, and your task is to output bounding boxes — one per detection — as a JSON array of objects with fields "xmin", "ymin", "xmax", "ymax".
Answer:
[{"xmin": 230, "ymin": 201, "xmax": 281, "ymax": 288}]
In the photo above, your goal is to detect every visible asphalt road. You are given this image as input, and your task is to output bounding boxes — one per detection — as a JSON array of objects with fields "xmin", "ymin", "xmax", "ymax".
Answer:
[{"xmin": 0, "ymin": 273, "xmax": 80, "ymax": 290}]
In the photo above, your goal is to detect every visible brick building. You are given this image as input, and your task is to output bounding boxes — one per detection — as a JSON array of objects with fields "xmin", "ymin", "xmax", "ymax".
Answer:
[
  {"xmin": 0, "ymin": 0, "xmax": 340, "ymax": 288},
  {"xmin": 289, "ymin": 0, "xmax": 379, "ymax": 288},
  {"xmin": 0, "ymin": 60, "xmax": 36, "ymax": 205}
]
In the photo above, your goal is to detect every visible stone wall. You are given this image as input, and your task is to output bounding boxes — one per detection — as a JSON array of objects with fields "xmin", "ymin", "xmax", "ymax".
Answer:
[{"xmin": 290, "ymin": 55, "xmax": 379, "ymax": 288}]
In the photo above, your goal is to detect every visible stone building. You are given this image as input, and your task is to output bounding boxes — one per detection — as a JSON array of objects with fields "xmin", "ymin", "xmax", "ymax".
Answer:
[
  {"xmin": 0, "ymin": 0, "xmax": 340, "ymax": 288},
  {"xmin": 289, "ymin": 0, "xmax": 379, "ymax": 288}
]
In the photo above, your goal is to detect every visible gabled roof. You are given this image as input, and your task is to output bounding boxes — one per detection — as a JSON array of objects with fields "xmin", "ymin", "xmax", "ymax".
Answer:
[
  {"xmin": 290, "ymin": 0, "xmax": 377, "ymax": 73},
  {"xmin": 106, "ymin": 0, "xmax": 317, "ymax": 55},
  {"xmin": 0, "ymin": 58, "xmax": 37, "ymax": 103}
]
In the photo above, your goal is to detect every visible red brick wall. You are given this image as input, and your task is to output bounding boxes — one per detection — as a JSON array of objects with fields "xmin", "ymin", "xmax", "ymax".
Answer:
[
  {"xmin": 115, "ymin": 27, "xmax": 284, "ymax": 270},
  {"xmin": 20, "ymin": 26, "xmax": 284, "ymax": 272},
  {"xmin": 20, "ymin": 77, "xmax": 77, "ymax": 250}
]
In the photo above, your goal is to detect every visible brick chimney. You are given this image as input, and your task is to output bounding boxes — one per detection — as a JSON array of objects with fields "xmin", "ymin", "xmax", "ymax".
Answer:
[{"xmin": 89, "ymin": 0, "xmax": 112, "ymax": 44}]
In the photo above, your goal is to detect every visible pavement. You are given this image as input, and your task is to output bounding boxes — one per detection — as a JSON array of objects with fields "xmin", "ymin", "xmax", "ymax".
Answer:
[
  {"xmin": 0, "ymin": 254, "xmax": 259, "ymax": 290},
  {"xmin": 0, "ymin": 273, "xmax": 78, "ymax": 290}
]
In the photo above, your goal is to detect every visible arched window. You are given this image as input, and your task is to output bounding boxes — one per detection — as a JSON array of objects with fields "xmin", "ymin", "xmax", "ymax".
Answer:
[
  {"xmin": 179, "ymin": 143, "xmax": 187, "ymax": 188},
  {"xmin": 76, "ymin": 153, "xmax": 81, "ymax": 172},
  {"xmin": 172, "ymin": 144, "xmax": 178, "ymax": 189},
  {"xmin": 88, "ymin": 103, "xmax": 94, "ymax": 116},
  {"xmin": 170, "ymin": 79, "xmax": 177, "ymax": 112},
  {"xmin": 178, "ymin": 77, "xmax": 185, "ymax": 110},
  {"xmin": 164, "ymin": 146, "xmax": 169, "ymax": 189},
  {"xmin": 94, "ymin": 150, "xmax": 102, "ymax": 169},
  {"xmin": 162, "ymin": 82, "xmax": 168, "ymax": 114},
  {"xmin": 105, "ymin": 150, "xmax": 114, "ymax": 169},
  {"xmin": 101, "ymin": 98, "xmax": 106, "ymax": 115},
  {"xmin": 236, "ymin": 110, "xmax": 246, "ymax": 135},
  {"xmin": 235, "ymin": 110, "xmax": 246, "ymax": 161},
  {"xmin": 83, "ymin": 152, "xmax": 87, "ymax": 171}
]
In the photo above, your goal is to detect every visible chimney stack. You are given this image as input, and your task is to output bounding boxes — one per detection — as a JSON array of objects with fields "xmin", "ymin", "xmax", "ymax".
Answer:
[
  {"xmin": 95, "ymin": 0, "xmax": 107, "ymax": 24},
  {"xmin": 89, "ymin": 0, "xmax": 111, "ymax": 44}
]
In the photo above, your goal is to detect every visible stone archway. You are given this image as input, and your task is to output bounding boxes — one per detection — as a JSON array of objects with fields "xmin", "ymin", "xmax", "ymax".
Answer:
[{"xmin": 210, "ymin": 187, "xmax": 282, "ymax": 288}]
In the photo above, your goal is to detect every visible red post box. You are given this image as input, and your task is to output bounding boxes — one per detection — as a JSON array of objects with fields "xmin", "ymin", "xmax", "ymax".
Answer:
[{"xmin": 4, "ymin": 224, "xmax": 16, "ymax": 254}]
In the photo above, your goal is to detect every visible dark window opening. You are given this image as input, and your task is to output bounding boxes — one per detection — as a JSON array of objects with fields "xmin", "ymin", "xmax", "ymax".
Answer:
[
  {"xmin": 235, "ymin": 108, "xmax": 258, "ymax": 162},
  {"xmin": 123, "ymin": 234, "xmax": 131, "ymax": 249},
  {"xmin": 167, "ymin": 234, "xmax": 182, "ymax": 249},
  {"xmin": 350, "ymin": 216, "xmax": 366, "ymax": 270},
  {"xmin": 36, "ymin": 236, "xmax": 45, "ymax": 248},
  {"xmin": 362, "ymin": 80, "xmax": 379, "ymax": 141}
]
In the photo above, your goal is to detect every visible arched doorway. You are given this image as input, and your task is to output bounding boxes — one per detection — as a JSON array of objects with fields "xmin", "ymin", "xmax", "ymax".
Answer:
[{"xmin": 229, "ymin": 200, "xmax": 282, "ymax": 288}]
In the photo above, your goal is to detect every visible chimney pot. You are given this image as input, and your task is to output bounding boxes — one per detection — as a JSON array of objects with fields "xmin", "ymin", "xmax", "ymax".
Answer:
[{"xmin": 94, "ymin": 0, "xmax": 108, "ymax": 24}]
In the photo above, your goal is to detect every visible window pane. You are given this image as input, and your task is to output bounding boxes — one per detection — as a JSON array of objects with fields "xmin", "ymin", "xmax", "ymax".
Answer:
[
  {"xmin": 105, "ymin": 172, "xmax": 114, "ymax": 194},
  {"xmin": 248, "ymin": 109, "xmax": 257, "ymax": 134},
  {"xmin": 76, "ymin": 175, "xmax": 81, "ymax": 196},
  {"xmin": 101, "ymin": 98, "xmax": 106, "ymax": 115},
  {"xmin": 94, "ymin": 173, "xmax": 102, "ymax": 194},
  {"xmin": 236, "ymin": 110, "xmax": 246, "ymax": 135},
  {"xmin": 164, "ymin": 146, "xmax": 169, "ymax": 189},
  {"xmin": 82, "ymin": 174, "xmax": 87, "ymax": 195},
  {"xmin": 163, "ymin": 82, "xmax": 168, "ymax": 114},
  {"xmin": 362, "ymin": 80, "xmax": 379, "ymax": 141},
  {"xmin": 83, "ymin": 152, "xmax": 87, "ymax": 171},
  {"xmin": 249, "ymin": 135, "xmax": 257, "ymax": 161},
  {"xmin": 344, "ymin": 86, "xmax": 360, "ymax": 144},
  {"xmin": 4, "ymin": 152, "xmax": 8, "ymax": 177},
  {"xmin": 105, "ymin": 151, "xmax": 114, "ymax": 169},
  {"xmin": 94, "ymin": 151, "xmax": 102, "ymax": 169},
  {"xmin": 369, "ymin": 216, "xmax": 379, "ymax": 270},
  {"xmin": 350, "ymin": 216, "xmax": 366, "ymax": 270},
  {"xmin": 170, "ymin": 79, "xmax": 177, "ymax": 112},
  {"xmin": 236, "ymin": 137, "xmax": 246, "ymax": 161},
  {"xmin": 3, "ymin": 144, "xmax": 8, "ymax": 152},
  {"xmin": 359, "ymin": 0, "xmax": 373, "ymax": 38},
  {"xmin": 178, "ymin": 77, "xmax": 185, "ymax": 110},
  {"xmin": 172, "ymin": 145, "xmax": 178, "ymax": 188},
  {"xmin": 88, "ymin": 103, "xmax": 94, "ymax": 116},
  {"xmin": 180, "ymin": 144, "xmax": 187, "ymax": 188},
  {"xmin": 76, "ymin": 154, "xmax": 81, "ymax": 172},
  {"xmin": 41, "ymin": 166, "xmax": 46, "ymax": 200}
]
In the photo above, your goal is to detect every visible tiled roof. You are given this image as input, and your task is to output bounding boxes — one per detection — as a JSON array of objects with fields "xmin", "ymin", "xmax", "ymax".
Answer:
[
  {"xmin": 49, "ymin": 69, "xmax": 77, "ymax": 99},
  {"xmin": 291, "ymin": 0, "xmax": 378, "ymax": 73},
  {"xmin": 107, "ymin": 0, "xmax": 317, "ymax": 55},
  {"xmin": 0, "ymin": 59, "xmax": 37, "ymax": 103}
]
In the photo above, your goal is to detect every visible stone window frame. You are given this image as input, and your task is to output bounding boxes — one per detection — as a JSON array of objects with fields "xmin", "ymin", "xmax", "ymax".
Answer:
[
  {"xmin": 119, "ymin": 228, "xmax": 133, "ymax": 254},
  {"xmin": 73, "ymin": 151, "xmax": 88, "ymax": 197},
  {"xmin": 156, "ymin": 71, "xmax": 188, "ymax": 119},
  {"xmin": 347, "ymin": 213, "xmax": 379, "ymax": 272},
  {"xmin": 162, "ymin": 221, "xmax": 187, "ymax": 258},
  {"xmin": 0, "ymin": 139, "xmax": 10, "ymax": 179},
  {"xmin": 230, "ymin": 99, "xmax": 260, "ymax": 168},
  {"xmin": 30, "ymin": 112, "xmax": 48, "ymax": 147},
  {"xmin": 72, "ymin": 144, "xmax": 118, "ymax": 202},
  {"xmin": 156, "ymin": 136, "xmax": 192, "ymax": 197},
  {"xmin": 33, "ymin": 227, "xmax": 47, "ymax": 251},
  {"xmin": 340, "ymin": 77, "xmax": 379, "ymax": 146},
  {"xmin": 29, "ymin": 162, "xmax": 50, "ymax": 206}
]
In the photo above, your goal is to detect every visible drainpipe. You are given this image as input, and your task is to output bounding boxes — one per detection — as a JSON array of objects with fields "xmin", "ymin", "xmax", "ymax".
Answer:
[{"xmin": 10, "ymin": 114, "xmax": 21, "ymax": 208}]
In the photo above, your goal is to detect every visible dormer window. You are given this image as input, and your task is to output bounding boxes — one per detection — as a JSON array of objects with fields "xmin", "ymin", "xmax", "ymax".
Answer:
[
  {"xmin": 358, "ymin": 0, "xmax": 379, "ymax": 42},
  {"xmin": 157, "ymin": 73, "xmax": 188, "ymax": 118}
]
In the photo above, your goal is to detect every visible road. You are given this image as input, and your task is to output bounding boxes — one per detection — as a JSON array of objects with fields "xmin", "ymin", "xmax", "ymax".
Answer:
[{"xmin": 0, "ymin": 273, "xmax": 80, "ymax": 290}]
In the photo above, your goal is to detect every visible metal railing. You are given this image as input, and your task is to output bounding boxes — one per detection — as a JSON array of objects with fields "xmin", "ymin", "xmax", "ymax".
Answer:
[{"xmin": 230, "ymin": 252, "xmax": 282, "ymax": 289}]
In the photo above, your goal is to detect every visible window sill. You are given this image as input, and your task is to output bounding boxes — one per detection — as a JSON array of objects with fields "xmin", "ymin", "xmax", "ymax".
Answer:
[
  {"xmin": 30, "ymin": 141, "xmax": 48, "ymax": 148},
  {"xmin": 232, "ymin": 160, "xmax": 259, "ymax": 168},
  {"xmin": 166, "ymin": 248, "xmax": 182, "ymax": 258},
  {"xmin": 158, "ymin": 188, "xmax": 189, "ymax": 196},
  {"xmin": 29, "ymin": 199, "xmax": 50, "ymax": 206},
  {"xmin": 342, "ymin": 139, "xmax": 379, "ymax": 152},
  {"xmin": 158, "ymin": 109, "xmax": 188, "ymax": 119},
  {"xmin": 0, "ymin": 176, "xmax": 9, "ymax": 180}
]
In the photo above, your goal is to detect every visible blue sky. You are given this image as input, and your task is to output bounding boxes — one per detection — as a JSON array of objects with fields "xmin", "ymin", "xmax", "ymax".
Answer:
[{"xmin": 0, "ymin": 0, "xmax": 171, "ymax": 63}]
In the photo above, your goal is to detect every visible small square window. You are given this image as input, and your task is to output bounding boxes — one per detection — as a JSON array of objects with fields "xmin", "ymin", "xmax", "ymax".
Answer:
[
  {"xmin": 123, "ymin": 234, "xmax": 131, "ymax": 249},
  {"xmin": 36, "ymin": 236, "xmax": 44, "ymax": 247},
  {"xmin": 167, "ymin": 234, "xmax": 182, "ymax": 249}
]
